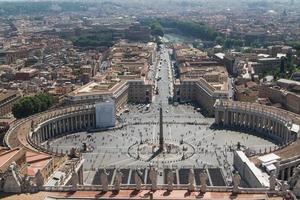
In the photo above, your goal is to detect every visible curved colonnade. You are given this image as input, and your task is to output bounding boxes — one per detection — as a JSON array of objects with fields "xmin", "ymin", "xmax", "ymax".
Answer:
[
  {"xmin": 8, "ymin": 100, "xmax": 298, "ymax": 155},
  {"xmin": 214, "ymin": 99, "xmax": 300, "ymax": 181},
  {"xmin": 214, "ymin": 100, "xmax": 299, "ymax": 145},
  {"xmin": 4, "ymin": 100, "xmax": 300, "ymax": 183},
  {"xmin": 4, "ymin": 104, "xmax": 96, "ymax": 156},
  {"xmin": 31, "ymin": 106, "xmax": 95, "ymax": 146}
]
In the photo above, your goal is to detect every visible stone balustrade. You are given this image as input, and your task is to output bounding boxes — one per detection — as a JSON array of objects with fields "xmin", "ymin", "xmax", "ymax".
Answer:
[{"xmin": 41, "ymin": 184, "xmax": 290, "ymax": 196}]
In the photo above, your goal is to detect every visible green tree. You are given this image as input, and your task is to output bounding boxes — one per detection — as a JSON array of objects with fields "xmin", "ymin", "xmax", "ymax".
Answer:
[
  {"xmin": 12, "ymin": 97, "xmax": 34, "ymax": 118},
  {"xmin": 12, "ymin": 93, "xmax": 54, "ymax": 119},
  {"xmin": 215, "ymin": 36, "xmax": 224, "ymax": 45},
  {"xmin": 150, "ymin": 22, "xmax": 164, "ymax": 37},
  {"xmin": 72, "ymin": 32, "xmax": 114, "ymax": 48},
  {"xmin": 287, "ymin": 41, "xmax": 300, "ymax": 51},
  {"xmin": 36, "ymin": 93, "xmax": 54, "ymax": 110},
  {"xmin": 159, "ymin": 19, "xmax": 220, "ymax": 41},
  {"xmin": 223, "ymin": 38, "xmax": 244, "ymax": 49}
]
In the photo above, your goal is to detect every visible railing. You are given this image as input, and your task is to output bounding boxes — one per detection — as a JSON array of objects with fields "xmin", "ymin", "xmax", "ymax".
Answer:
[
  {"xmin": 41, "ymin": 184, "xmax": 282, "ymax": 195},
  {"xmin": 42, "ymin": 184, "xmax": 298, "ymax": 199}
]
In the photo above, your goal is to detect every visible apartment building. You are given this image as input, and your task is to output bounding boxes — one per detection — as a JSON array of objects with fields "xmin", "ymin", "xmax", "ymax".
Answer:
[
  {"xmin": 259, "ymin": 79, "xmax": 300, "ymax": 115},
  {"xmin": 0, "ymin": 89, "xmax": 21, "ymax": 116}
]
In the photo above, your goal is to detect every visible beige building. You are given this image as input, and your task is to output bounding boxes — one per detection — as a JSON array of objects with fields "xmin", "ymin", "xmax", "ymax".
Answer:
[
  {"xmin": 109, "ymin": 41, "xmax": 156, "ymax": 69},
  {"xmin": 234, "ymin": 81, "xmax": 259, "ymax": 102},
  {"xmin": 0, "ymin": 89, "xmax": 21, "ymax": 116},
  {"xmin": 174, "ymin": 47, "xmax": 207, "ymax": 64},
  {"xmin": 0, "ymin": 148, "xmax": 66, "ymax": 186},
  {"xmin": 66, "ymin": 79, "xmax": 153, "ymax": 113},
  {"xmin": 174, "ymin": 78, "xmax": 228, "ymax": 115},
  {"xmin": 179, "ymin": 64, "xmax": 228, "ymax": 86},
  {"xmin": 66, "ymin": 41, "xmax": 155, "ymax": 112},
  {"xmin": 252, "ymin": 57, "xmax": 281, "ymax": 74},
  {"xmin": 80, "ymin": 65, "xmax": 94, "ymax": 77},
  {"xmin": 259, "ymin": 79, "xmax": 300, "ymax": 115},
  {"xmin": 173, "ymin": 46, "xmax": 229, "ymax": 115}
]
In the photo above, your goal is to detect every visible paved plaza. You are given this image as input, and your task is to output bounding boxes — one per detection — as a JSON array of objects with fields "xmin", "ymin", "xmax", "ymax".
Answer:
[
  {"xmin": 50, "ymin": 103, "xmax": 277, "ymax": 186},
  {"xmin": 49, "ymin": 45, "xmax": 277, "ymax": 187}
]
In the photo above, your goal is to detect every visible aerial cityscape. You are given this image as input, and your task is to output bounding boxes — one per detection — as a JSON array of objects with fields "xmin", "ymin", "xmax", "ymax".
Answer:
[{"xmin": 0, "ymin": 0, "xmax": 300, "ymax": 199}]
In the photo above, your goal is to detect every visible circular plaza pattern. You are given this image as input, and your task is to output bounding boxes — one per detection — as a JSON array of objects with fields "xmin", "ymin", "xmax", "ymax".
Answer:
[{"xmin": 127, "ymin": 137, "xmax": 195, "ymax": 164}]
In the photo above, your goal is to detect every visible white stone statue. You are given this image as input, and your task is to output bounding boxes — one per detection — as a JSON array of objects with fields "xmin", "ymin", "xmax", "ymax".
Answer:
[
  {"xmin": 269, "ymin": 171, "xmax": 277, "ymax": 191},
  {"xmin": 23, "ymin": 174, "xmax": 35, "ymax": 193},
  {"xmin": 188, "ymin": 169, "xmax": 195, "ymax": 191},
  {"xmin": 233, "ymin": 171, "xmax": 241, "ymax": 193},
  {"xmin": 114, "ymin": 169, "xmax": 123, "ymax": 191},
  {"xmin": 149, "ymin": 167, "xmax": 157, "ymax": 191},
  {"xmin": 200, "ymin": 171, "xmax": 208, "ymax": 193},
  {"xmin": 167, "ymin": 170, "xmax": 174, "ymax": 191},
  {"xmin": 100, "ymin": 169, "xmax": 109, "ymax": 192},
  {"xmin": 59, "ymin": 175, "xmax": 64, "ymax": 185},
  {"xmin": 3, "ymin": 163, "xmax": 22, "ymax": 193},
  {"xmin": 281, "ymin": 181, "xmax": 289, "ymax": 195},
  {"xmin": 290, "ymin": 165, "xmax": 300, "ymax": 187},
  {"xmin": 70, "ymin": 168, "xmax": 79, "ymax": 188},
  {"xmin": 290, "ymin": 165, "xmax": 300, "ymax": 196},
  {"xmin": 35, "ymin": 169, "xmax": 45, "ymax": 189},
  {"xmin": 134, "ymin": 169, "xmax": 143, "ymax": 190},
  {"xmin": 275, "ymin": 162, "xmax": 280, "ymax": 177}
]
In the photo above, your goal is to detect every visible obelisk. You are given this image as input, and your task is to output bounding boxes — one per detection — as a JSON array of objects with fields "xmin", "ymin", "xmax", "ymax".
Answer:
[{"xmin": 159, "ymin": 104, "xmax": 164, "ymax": 150}]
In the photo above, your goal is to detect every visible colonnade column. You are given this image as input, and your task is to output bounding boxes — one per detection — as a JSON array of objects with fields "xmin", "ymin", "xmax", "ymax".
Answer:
[
  {"xmin": 272, "ymin": 120, "xmax": 276, "ymax": 133},
  {"xmin": 242, "ymin": 112, "xmax": 246, "ymax": 127},
  {"xmin": 49, "ymin": 122, "xmax": 53, "ymax": 138},
  {"xmin": 224, "ymin": 110, "xmax": 229, "ymax": 125},
  {"xmin": 76, "ymin": 115, "xmax": 79, "ymax": 130},
  {"xmin": 83, "ymin": 114, "xmax": 87, "ymax": 129},
  {"xmin": 57, "ymin": 121, "xmax": 61, "ymax": 136},
  {"xmin": 71, "ymin": 117, "xmax": 76, "ymax": 131},
  {"xmin": 279, "ymin": 124, "xmax": 283, "ymax": 139},
  {"xmin": 62, "ymin": 119, "xmax": 65, "ymax": 133},
  {"xmin": 66, "ymin": 118, "xmax": 69, "ymax": 132},
  {"xmin": 215, "ymin": 110, "xmax": 220, "ymax": 124}
]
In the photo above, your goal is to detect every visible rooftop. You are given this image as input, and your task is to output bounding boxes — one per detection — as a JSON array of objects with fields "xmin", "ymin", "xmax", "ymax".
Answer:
[
  {"xmin": 0, "ymin": 89, "xmax": 19, "ymax": 102},
  {"xmin": 0, "ymin": 148, "xmax": 23, "ymax": 170},
  {"xmin": 26, "ymin": 151, "xmax": 52, "ymax": 176},
  {"xmin": 18, "ymin": 67, "xmax": 38, "ymax": 73},
  {"xmin": 277, "ymin": 79, "xmax": 300, "ymax": 86},
  {"xmin": 71, "ymin": 80, "xmax": 127, "ymax": 96}
]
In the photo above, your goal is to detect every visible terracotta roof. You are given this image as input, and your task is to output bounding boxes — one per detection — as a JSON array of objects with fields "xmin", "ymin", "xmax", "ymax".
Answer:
[
  {"xmin": 26, "ymin": 151, "xmax": 51, "ymax": 163},
  {"xmin": 0, "ymin": 148, "xmax": 22, "ymax": 169},
  {"xmin": 26, "ymin": 151, "xmax": 52, "ymax": 176}
]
